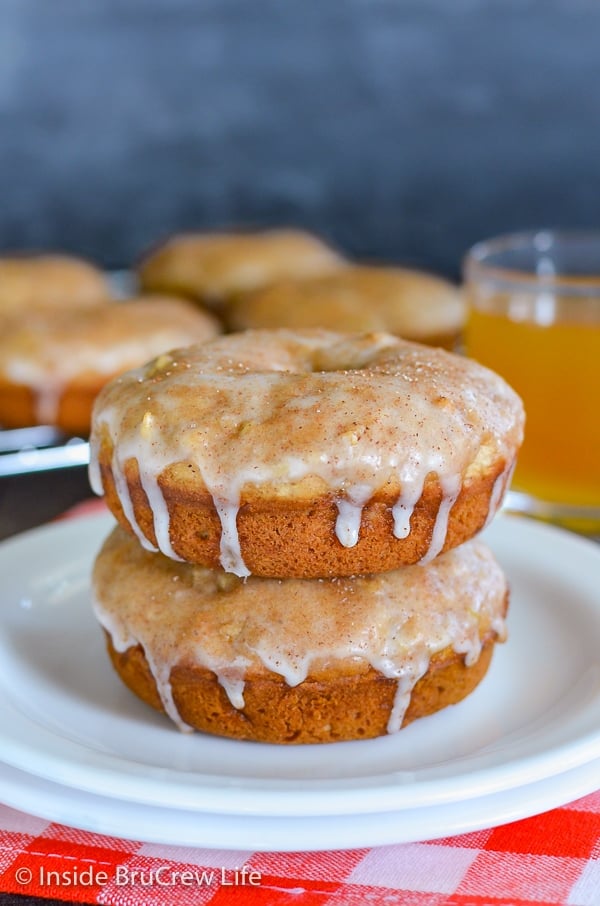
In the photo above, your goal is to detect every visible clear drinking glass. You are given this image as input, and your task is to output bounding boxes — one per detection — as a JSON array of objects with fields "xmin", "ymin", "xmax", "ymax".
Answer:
[{"xmin": 463, "ymin": 230, "xmax": 600, "ymax": 534}]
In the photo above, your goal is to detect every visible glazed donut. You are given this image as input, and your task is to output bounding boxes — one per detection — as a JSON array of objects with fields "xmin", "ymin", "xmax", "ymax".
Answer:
[
  {"xmin": 93, "ymin": 526, "xmax": 509, "ymax": 743},
  {"xmin": 137, "ymin": 229, "xmax": 346, "ymax": 308},
  {"xmin": 0, "ymin": 254, "xmax": 110, "ymax": 315},
  {"xmin": 225, "ymin": 265, "xmax": 464, "ymax": 349},
  {"xmin": 0, "ymin": 296, "xmax": 220, "ymax": 434},
  {"xmin": 89, "ymin": 329, "xmax": 524, "ymax": 578}
]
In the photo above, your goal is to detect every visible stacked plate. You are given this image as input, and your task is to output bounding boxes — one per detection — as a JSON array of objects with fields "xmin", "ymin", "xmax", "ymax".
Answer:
[{"xmin": 0, "ymin": 513, "xmax": 598, "ymax": 851}]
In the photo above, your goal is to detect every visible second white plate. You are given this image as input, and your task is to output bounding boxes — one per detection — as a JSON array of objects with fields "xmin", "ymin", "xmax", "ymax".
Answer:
[{"xmin": 1, "ymin": 755, "xmax": 599, "ymax": 851}]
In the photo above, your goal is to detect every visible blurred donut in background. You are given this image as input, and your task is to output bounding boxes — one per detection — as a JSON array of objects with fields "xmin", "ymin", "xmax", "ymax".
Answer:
[
  {"xmin": 0, "ymin": 295, "xmax": 220, "ymax": 434},
  {"xmin": 137, "ymin": 228, "xmax": 347, "ymax": 310},
  {"xmin": 0, "ymin": 254, "xmax": 111, "ymax": 315},
  {"xmin": 225, "ymin": 264, "xmax": 464, "ymax": 349}
]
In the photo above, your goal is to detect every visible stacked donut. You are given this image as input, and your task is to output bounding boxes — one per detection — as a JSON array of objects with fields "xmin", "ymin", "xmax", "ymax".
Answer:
[{"xmin": 90, "ymin": 328, "xmax": 524, "ymax": 744}]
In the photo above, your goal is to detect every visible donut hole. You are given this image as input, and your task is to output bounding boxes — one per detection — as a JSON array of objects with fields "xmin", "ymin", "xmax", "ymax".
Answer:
[{"xmin": 310, "ymin": 334, "xmax": 397, "ymax": 374}]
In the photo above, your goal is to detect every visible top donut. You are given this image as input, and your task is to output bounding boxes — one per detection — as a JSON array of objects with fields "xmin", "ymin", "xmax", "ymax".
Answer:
[
  {"xmin": 137, "ymin": 229, "xmax": 346, "ymax": 308},
  {"xmin": 90, "ymin": 329, "xmax": 524, "ymax": 578}
]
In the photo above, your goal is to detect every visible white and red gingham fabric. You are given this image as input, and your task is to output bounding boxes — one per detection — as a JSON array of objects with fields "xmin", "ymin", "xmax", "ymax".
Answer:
[
  {"xmin": 0, "ymin": 500, "xmax": 598, "ymax": 905},
  {"xmin": 0, "ymin": 793, "xmax": 600, "ymax": 905}
]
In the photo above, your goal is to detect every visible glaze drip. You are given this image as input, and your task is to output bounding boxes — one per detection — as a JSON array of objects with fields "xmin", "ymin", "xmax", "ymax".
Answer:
[
  {"xmin": 483, "ymin": 460, "xmax": 516, "ymax": 529},
  {"xmin": 420, "ymin": 473, "xmax": 462, "ymax": 564},
  {"xmin": 111, "ymin": 455, "xmax": 158, "ymax": 553},
  {"xmin": 213, "ymin": 498, "xmax": 250, "ymax": 577},
  {"xmin": 138, "ymin": 468, "xmax": 183, "ymax": 562},
  {"xmin": 335, "ymin": 484, "xmax": 373, "ymax": 548}
]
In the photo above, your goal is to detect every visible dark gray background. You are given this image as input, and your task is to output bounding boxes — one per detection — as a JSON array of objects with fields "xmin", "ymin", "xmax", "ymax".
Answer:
[{"xmin": 1, "ymin": 0, "xmax": 599, "ymax": 279}]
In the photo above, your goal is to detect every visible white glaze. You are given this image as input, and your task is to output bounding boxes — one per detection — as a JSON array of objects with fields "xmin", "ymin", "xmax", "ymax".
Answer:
[
  {"xmin": 33, "ymin": 384, "xmax": 64, "ymax": 426},
  {"xmin": 388, "ymin": 682, "xmax": 416, "ymax": 735},
  {"xmin": 213, "ymin": 498, "xmax": 251, "ymax": 578},
  {"xmin": 93, "ymin": 528, "xmax": 509, "ymax": 734},
  {"xmin": 143, "ymin": 647, "xmax": 193, "ymax": 733},
  {"xmin": 92, "ymin": 593, "xmax": 191, "ymax": 732},
  {"xmin": 392, "ymin": 480, "xmax": 424, "ymax": 540},
  {"xmin": 484, "ymin": 470, "xmax": 506, "ymax": 530},
  {"xmin": 88, "ymin": 453, "xmax": 104, "ymax": 497},
  {"xmin": 419, "ymin": 473, "xmax": 462, "ymax": 564},
  {"xmin": 484, "ymin": 460, "xmax": 517, "ymax": 529},
  {"xmin": 217, "ymin": 674, "xmax": 247, "ymax": 711},
  {"xmin": 111, "ymin": 456, "xmax": 158, "ymax": 553},
  {"xmin": 138, "ymin": 468, "xmax": 183, "ymax": 562},
  {"xmin": 335, "ymin": 484, "xmax": 373, "ymax": 548}
]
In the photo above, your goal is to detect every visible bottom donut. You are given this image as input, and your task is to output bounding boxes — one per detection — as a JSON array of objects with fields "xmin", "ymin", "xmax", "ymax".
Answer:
[{"xmin": 92, "ymin": 527, "xmax": 509, "ymax": 744}]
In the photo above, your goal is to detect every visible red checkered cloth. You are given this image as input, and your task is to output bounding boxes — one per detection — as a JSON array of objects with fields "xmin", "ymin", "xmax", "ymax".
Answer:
[
  {"xmin": 1, "ymin": 795, "xmax": 600, "ymax": 905},
  {"xmin": 0, "ymin": 501, "xmax": 598, "ymax": 905}
]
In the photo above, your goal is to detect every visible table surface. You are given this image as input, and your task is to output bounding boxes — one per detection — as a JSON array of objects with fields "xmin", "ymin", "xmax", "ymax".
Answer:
[{"xmin": 0, "ymin": 468, "xmax": 92, "ymax": 542}]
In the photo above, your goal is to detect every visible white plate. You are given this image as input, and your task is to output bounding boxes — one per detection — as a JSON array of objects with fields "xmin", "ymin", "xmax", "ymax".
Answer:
[
  {"xmin": 1, "ymin": 754, "xmax": 599, "ymax": 851},
  {"xmin": 0, "ymin": 514, "xmax": 599, "ymax": 821}
]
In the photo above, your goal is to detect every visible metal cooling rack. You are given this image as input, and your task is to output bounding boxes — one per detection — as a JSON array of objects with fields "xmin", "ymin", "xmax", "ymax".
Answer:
[{"xmin": 0, "ymin": 426, "xmax": 90, "ymax": 477}]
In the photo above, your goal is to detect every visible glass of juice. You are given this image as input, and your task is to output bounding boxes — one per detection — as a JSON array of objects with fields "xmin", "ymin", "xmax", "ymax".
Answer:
[{"xmin": 463, "ymin": 230, "xmax": 600, "ymax": 533}]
